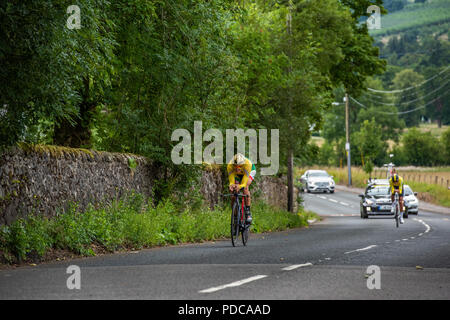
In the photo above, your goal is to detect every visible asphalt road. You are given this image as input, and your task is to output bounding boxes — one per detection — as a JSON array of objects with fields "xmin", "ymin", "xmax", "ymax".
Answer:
[{"xmin": 1, "ymin": 189, "xmax": 449, "ymax": 300}]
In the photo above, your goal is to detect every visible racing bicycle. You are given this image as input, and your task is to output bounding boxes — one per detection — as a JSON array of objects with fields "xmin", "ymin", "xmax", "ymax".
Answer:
[{"xmin": 223, "ymin": 189, "xmax": 250, "ymax": 247}]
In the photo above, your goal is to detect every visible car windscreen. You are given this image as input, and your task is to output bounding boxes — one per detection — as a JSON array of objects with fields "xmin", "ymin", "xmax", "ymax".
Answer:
[
  {"xmin": 366, "ymin": 186, "xmax": 390, "ymax": 196},
  {"xmin": 309, "ymin": 172, "xmax": 329, "ymax": 177},
  {"xmin": 404, "ymin": 185, "xmax": 413, "ymax": 196}
]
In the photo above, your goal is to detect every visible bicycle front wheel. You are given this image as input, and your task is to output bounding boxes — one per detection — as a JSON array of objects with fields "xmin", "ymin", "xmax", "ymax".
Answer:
[
  {"xmin": 395, "ymin": 206, "xmax": 399, "ymax": 228},
  {"xmin": 242, "ymin": 224, "xmax": 249, "ymax": 246},
  {"xmin": 231, "ymin": 202, "xmax": 240, "ymax": 247}
]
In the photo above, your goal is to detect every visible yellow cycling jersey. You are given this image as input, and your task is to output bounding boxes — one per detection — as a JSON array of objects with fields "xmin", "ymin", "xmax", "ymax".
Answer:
[
  {"xmin": 389, "ymin": 176, "xmax": 404, "ymax": 194},
  {"xmin": 227, "ymin": 157, "xmax": 254, "ymax": 189}
]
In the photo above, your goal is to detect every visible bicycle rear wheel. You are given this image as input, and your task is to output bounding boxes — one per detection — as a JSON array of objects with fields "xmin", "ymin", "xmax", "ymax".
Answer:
[{"xmin": 231, "ymin": 202, "xmax": 240, "ymax": 247}]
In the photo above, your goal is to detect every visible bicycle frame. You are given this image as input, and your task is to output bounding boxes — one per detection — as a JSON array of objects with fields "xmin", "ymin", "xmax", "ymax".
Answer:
[{"xmin": 223, "ymin": 190, "xmax": 249, "ymax": 246}]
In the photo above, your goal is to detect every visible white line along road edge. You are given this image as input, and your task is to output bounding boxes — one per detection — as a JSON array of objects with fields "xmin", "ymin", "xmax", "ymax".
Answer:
[{"xmin": 199, "ymin": 275, "xmax": 268, "ymax": 294}]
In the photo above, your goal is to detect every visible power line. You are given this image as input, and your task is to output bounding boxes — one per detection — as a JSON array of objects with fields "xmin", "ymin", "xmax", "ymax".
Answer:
[
  {"xmin": 367, "ymin": 66, "xmax": 450, "ymax": 94},
  {"xmin": 378, "ymin": 48, "xmax": 440, "ymax": 59},
  {"xmin": 362, "ymin": 79, "xmax": 449, "ymax": 106},
  {"xmin": 349, "ymin": 91, "xmax": 449, "ymax": 115},
  {"xmin": 363, "ymin": 71, "xmax": 450, "ymax": 101}
]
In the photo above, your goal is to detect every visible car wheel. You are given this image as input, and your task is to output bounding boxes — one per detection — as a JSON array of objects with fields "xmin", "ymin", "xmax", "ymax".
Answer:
[
  {"xmin": 330, "ymin": 190, "xmax": 335, "ymax": 194},
  {"xmin": 361, "ymin": 207, "xmax": 368, "ymax": 219},
  {"xmin": 306, "ymin": 184, "xmax": 310, "ymax": 193}
]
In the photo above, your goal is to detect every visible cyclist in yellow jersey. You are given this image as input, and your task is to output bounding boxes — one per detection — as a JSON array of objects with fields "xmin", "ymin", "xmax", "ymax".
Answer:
[
  {"xmin": 389, "ymin": 171, "xmax": 405, "ymax": 224},
  {"xmin": 227, "ymin": 153, "xmax": 256, "ymax": 224}
]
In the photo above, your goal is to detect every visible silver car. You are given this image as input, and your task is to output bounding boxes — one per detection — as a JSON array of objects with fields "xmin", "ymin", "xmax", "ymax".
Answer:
[
  {"xmin": 404, "ymin": 185, "xmax": 419, "ymax": 215},
  {"xmin": 300, "ymin": 170, "xmax": 335, "ymax": 193}
]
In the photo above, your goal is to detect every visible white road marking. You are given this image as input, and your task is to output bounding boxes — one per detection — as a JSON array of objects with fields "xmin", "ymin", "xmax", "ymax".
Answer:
[
  {"xmin": 199, "ymin": 275, "xmax": 268, "ymax": 293},
  {"xmin": 344, "ymin": 245, "xmax": 377, "ymax": 254},
  {"xmin": 329, "ymin": 199, "xmax": 338, "ymax": 203},
  {"xmin": 282, "ymin": 263, "xmax": 313, "ymax": 271},
  {"xmin": 340, "ymin": 202, "xmax": 349, "ymax": 206},
  {"xmin": 319, "ymin": 196, "xmax": 327, "ymax": 200},
  {"xmin": 402, "ymin": 239, "xmax": 408, "ymax": 241},
  {"xmin": 414, "ymin": 218, "xmax": 431, "ymax": 234}
]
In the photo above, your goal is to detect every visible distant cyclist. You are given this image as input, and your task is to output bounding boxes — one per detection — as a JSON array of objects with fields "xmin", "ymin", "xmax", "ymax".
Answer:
[
  {"xmin": 389, "ymin": 171, "xmax": 405, "ymax": 224},
  {"xmin": 227, "ymin": 153, "xmax": 256, "ymax": 225}
]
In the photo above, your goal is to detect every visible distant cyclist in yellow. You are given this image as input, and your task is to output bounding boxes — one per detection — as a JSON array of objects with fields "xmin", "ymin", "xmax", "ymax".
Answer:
[
  {"xmin": 227, "ymin": 153, "xmax": 256, "ymax": 225},
  {"xmin": 389, "ymin": 171, "xmax": 405, "ymax": 224}
]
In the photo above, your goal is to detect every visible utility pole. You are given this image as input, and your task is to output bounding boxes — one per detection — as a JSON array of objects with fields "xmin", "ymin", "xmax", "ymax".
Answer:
[
  {"xmin": 286, "ymin": 0, "xmax": 294, "ymax": 212},
  {"xmin": 345, "ymin": 93, "xmax": 352, "ymax": 186}
]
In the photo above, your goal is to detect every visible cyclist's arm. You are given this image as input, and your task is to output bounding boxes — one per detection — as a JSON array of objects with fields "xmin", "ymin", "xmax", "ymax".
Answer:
[
  {"xmin": 239, "ymin": 174, "xmax": 249, "ymax": 189},
  {"xmin": 238, "ymin": 162, "xmax": 253, "ymax": 189},
  {"xmin": 227, "ymin": 163, "xmax": 236, "ymax": 186},
  {"xmin": 389, "ymin": 179, "xmax": 394, "ymax": 194}
]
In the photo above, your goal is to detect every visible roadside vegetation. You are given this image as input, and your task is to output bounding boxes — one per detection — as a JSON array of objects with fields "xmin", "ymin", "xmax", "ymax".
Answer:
[{"xmin": 0, "ymin": 194, "xmax": 318, "ymax": 265}]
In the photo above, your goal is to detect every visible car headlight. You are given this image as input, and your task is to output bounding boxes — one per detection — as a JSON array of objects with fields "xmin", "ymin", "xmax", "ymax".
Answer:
[{"xmin": 365, "ymin": 199, "xmax": 374, "ymax": 205}]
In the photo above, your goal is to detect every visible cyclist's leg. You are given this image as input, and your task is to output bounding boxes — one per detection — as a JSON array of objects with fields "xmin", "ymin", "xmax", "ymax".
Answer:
[
  {"xmin": 391, "ymin": 193, "xmax": 395, "ymax": 213},
  {"xmin": 243, "ymin": 170, "xmax": 256, "ymax": 224}
]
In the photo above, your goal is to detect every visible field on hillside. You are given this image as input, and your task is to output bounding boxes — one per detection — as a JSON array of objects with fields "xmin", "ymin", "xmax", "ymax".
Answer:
[
  {"xmin": 369, "ymin": 0, "xmax": 450, "ymax": 37},
  {"xmin": 404, "ymin": 123, "xmax": 450, "ymax": 138}
]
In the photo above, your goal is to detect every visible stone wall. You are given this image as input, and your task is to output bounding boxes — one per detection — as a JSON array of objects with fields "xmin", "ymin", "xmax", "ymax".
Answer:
[
  {"xmin": 0, "ymin": 145, "xmax": 155, "ymax": 225},
  {"xmin": 253, "ymin": 176, "xmax": 300, "ymax": 213},
  {"xmin": 0, "ymin": 145, "xmax": 297, "ymax": 225}
]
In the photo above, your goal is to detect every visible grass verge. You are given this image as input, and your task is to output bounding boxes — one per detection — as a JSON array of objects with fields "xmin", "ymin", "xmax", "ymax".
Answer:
[{"xmin": 0, "ymin": 195, "xmax": 318, "ymax": 265}]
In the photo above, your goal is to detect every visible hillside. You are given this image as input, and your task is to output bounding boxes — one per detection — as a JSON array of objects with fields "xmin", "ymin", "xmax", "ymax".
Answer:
[{"xmin": 369, "ymin": 0, "xmax": 450, "ymax": 38}]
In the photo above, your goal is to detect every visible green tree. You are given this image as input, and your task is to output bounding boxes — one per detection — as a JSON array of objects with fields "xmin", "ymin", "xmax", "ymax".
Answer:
[
  {"xmin": 402, "ymin": 128, "xmax": 443, "ymax": 166},
  {"xmin": 0, "ymin": 0, "xmax": 116, "ymax": 150},
  {"xmin": 392, "ymin": 69, "xmax": 425, "ymax": 127},
  {"xmin": 441, "ymin": 128, "xmax": 450, "ymax": 164},
  {"xmin": 352, "ymin": 119, "xmax": 388, "ymax": 166}
]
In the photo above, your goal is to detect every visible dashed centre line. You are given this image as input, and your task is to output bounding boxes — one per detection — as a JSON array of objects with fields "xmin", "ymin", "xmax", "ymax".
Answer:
[
  {"xmin": 281, "ymin": 263, "xmax": 313, "ymax": 271},
  {"xmin": 199, "ymin": 275, "xmax": 268, "ymax": 294},
  {"xmin": 344, "ymin": 245, "xmax": 377, "ymax": 255}
]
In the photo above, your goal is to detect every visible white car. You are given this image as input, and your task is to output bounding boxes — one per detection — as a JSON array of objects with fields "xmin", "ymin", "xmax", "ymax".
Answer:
[
  {"xmin": 404, "ymin": 185, "xmax": 419, "ymax": 215},
  {"xmin": 300, "ymin": 170, "xmax": 335, "ymax": 193}
]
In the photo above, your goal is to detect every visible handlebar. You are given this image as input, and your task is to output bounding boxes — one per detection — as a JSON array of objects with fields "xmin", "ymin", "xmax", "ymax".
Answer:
[
  {"xmin": 222, "ymin": 193, "xmax": 249, "ymax": 198},
  {"xmin": 222, "ymin": 188, "xmax": 248, "ymax": 197}
]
